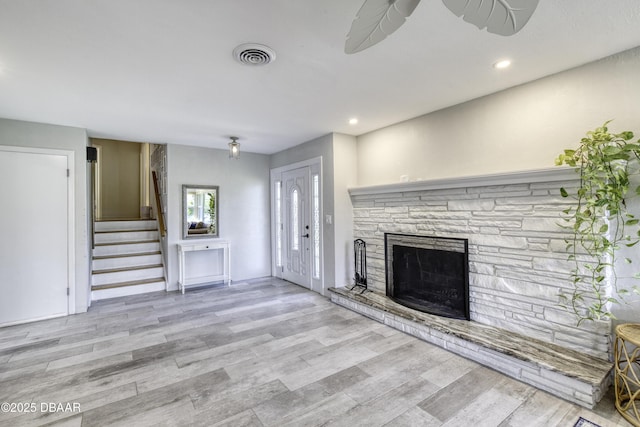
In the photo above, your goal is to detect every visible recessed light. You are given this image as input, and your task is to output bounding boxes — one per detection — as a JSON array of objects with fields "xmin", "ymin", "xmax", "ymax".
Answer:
[
  {"xmin": 349, "ymin": 118, "xmax": 358, "ymax": 125},
  {"xmin": 493, "ymin": 59, "xmax": 511, "ymax": 69}
]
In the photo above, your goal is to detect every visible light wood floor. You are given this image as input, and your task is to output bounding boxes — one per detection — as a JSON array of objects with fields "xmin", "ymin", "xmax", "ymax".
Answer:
[{"xmin": 0, "ymin": 278, "xmax": 630, "ymax": 426}]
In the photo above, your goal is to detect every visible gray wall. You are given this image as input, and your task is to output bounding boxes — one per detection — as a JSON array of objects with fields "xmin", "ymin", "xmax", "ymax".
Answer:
[
  {"xmin": 269, "ymin": 132, "xmax": 358, "ymax": 290},
  {"xmin": 357, "ymin": 46, "xmax": 640, "ymax": 186},
  {"xmin": 166, "ymin": 144, "xmax": 271, "ymax": 289},
  {"xmin": 332, "ymin": 133, "xmax": 357, "ymax": 288},
  {"xmin": 270, "ymin": 134, "xmax": 336, "ymax": 288},
  {"xmin": 0, "ymin": 118, "xmax": 90, "ymax": 313}
]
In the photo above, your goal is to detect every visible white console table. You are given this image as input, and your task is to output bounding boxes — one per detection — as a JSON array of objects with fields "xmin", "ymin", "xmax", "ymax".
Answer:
[{"xmin": 177, "ymin": 240, "xmax": 231, "ymax": 294}]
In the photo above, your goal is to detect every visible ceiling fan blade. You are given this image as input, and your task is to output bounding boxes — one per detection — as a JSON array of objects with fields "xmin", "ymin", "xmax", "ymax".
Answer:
[
  {"xmin": 345, "ymin": 0, "xmax": 421, "ymax": 54},
  {"xmin": 442, "ymin": 0, "xmax": 539, "ymax": 36}
]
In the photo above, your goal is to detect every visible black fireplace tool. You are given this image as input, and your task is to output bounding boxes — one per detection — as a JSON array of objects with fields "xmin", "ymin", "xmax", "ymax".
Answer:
[{"xmin": 350, "ymin": 239, "xmax": 368, "ymax": 293}]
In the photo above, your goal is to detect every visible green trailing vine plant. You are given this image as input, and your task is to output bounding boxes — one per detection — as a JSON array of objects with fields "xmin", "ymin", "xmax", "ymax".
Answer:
[{"xmin": 555, "ymin": 121, "xmax": 640, "ymax": 323}]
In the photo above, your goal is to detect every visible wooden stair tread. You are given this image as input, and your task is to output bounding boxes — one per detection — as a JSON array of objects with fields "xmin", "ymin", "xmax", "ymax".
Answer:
[
  {"xmin": 92, "ymin": 264, "xmax": 163, "ymax": 275},
  {"xmin": 91, "ymin": 277, "xmax": 166, "ymax": 291},
  {"xmin": 94, "ymin": 239, "xmax": 159, "ymax": 247},
  {"xmin": 95, "ymin": 229, "xmax": 157, "ymax": 234},
  {"xmin": 92, "ymin": 251, "xmax": 161, "ymax": 260},
  {"xmin": 95, "ymin": 218, "xmax": 153, "ymax": 222}
]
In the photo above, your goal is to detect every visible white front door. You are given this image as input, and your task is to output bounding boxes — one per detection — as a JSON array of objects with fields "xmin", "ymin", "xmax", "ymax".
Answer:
[
  {"xmin": 282, "ymin": 166, "xmax": 311, "ymax": 288},
  {"xmin": 0, "ymin": 148, "xmax": 69, "ymax": 326}
]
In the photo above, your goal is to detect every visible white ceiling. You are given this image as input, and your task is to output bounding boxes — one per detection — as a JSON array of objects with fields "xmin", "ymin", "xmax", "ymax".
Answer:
[{"xmin": 1, "ymin": 1, "xmax": 639, "ymax": 155}]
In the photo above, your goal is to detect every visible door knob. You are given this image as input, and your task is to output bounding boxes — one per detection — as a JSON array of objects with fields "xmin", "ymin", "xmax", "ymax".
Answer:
[{"xmin": 302, "ymin": 233, "xmax": 309, "ymax": 238}]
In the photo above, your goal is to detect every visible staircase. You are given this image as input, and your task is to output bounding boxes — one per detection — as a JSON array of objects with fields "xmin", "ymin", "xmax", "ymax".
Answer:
[{"xmin": 91, "ymin": 219, "xmax": 166, "ymax": 301}]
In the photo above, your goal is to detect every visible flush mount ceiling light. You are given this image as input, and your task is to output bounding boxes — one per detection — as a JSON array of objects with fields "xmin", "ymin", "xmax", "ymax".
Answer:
[
  {"xmin": 349, "ymin": 118, "xmax": 359, "ymax": 125},
  {"xmin": 228, "ymin": 136, "xmax": 240, "ymax": 160},
  {"xmin": 493, "ymin": 59, "xmax": 512, "ymax": 69},
  {"xmin": 233, "ymin": 43, "xmax": 276, "ymax": 66}
]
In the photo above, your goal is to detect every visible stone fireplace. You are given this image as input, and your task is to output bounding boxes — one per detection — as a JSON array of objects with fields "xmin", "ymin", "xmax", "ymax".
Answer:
[
  {"xmin": 329, "ymin": 168, "xmax": 615, "ymax": 408},
  {"xmin": 347, "ymin": 168, "xmax": 611, "ymax": 359},
  {"xmin": 385, "ymin": 233, "xmax": 469, "ymax": 320}
]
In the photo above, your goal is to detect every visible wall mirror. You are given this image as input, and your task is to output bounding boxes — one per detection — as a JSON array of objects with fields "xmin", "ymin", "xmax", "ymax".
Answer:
[{"xmin": 183, "ymin": 184, "xmax": 218, "ymax": 239}]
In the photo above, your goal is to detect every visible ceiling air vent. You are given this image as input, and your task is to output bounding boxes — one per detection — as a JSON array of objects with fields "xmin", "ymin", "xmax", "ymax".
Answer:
[{"xmin": 233, "ymin": 43, "xmax": 276, "ymax": 66}]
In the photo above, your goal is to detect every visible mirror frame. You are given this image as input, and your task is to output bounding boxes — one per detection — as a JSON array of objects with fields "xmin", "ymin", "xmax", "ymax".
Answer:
[{"xmin": 182, "ymin": 184, "xmax": 219, "ymax": 239}]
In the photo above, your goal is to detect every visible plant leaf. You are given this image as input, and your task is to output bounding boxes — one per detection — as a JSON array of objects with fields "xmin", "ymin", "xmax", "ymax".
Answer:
[
  {"xmin": 441, "ymin": 0, "xmax": 539, "ymax": 36},
  {"xmin": 345, "ymin": 0, "xmax": 421, "ymax": 54},
  {"xmin": 553, "ymin": 120, "xmax": 640, "ymax": 324},
  {"xmin": 603, "ymin": 146, "xmax": 621, "ymax": 156}
]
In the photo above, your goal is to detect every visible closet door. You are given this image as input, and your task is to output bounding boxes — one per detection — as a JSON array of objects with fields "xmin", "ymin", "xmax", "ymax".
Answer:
[{"xmin": 0, "ymin": 147, "xmax": 69, "ymax": 326}]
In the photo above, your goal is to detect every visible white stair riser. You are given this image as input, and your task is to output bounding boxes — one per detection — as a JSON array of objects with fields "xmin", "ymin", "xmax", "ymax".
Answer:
[
  {"xmin": 91, "ymin": 281, "xmax": 166, "ymax": 301},
  {"xmin": 94, "ymin": 230, "xmax": 158, "ymax": 244},
  {"xmin": 92, "ymin": 266, "xmax": 164, "ymax": 286},
  {"xmin": 93, "ymin": 242, "xmax": 160, "ymax": 257},
  {"xmin": 95, "ymin": 220, "xmax": 158, "ymax": 232},
  {"xmin": 93, "ymin": 254, "xmax": 162, "ymax": 270}
]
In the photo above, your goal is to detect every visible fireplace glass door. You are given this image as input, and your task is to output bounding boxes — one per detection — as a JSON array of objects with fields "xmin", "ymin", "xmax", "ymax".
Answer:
[{"xmin": 385, "ymin": 234, "xmax": 469, "ymax": 320}]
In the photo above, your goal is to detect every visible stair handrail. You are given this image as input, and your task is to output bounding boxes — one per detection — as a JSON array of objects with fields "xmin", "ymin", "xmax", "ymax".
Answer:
[{"xmin": 152, "ymin": 170, "xmax": 166, "ymax": 237}]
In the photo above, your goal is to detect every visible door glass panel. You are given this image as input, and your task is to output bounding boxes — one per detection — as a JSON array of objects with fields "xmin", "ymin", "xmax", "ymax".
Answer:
[
  {"xmin": 291, "ymin": 188, "xmax": 299, "ymax": 251},
  {"xmin": 313, "ymin": 174, "xmax": 320, "ymax": 279},
  {"xmin": 275, "ymin": 181, "xmax": 282, "ymax": 267}
]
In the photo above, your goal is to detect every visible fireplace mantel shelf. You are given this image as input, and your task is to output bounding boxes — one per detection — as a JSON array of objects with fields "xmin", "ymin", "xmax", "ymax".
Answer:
[{"xmin": 348, "ymin": 167, "xmax": 576, "ymax": 196}]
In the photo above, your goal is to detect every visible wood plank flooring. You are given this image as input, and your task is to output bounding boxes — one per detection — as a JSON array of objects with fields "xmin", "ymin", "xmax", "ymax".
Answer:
[{"xmin": 0, "ymin": 278, "xmax": 630, "ymax": 426}]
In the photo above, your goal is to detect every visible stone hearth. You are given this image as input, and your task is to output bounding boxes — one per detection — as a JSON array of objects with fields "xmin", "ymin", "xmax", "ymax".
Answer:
[{"xmin": 329, "ymin": 286, "xmax": 612, "ymax": 409}]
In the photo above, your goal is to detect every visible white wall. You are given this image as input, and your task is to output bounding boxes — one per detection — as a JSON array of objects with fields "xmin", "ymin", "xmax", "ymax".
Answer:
[
  {"xmin": 166, "ymin": 144, "xmax": 271, "ymax": 289},
  {"xmin": 0, "ymin": 118, "xmax": 90, "ymax": 313},
  {"xmin": 612, "ymin": 174, "xmax": 640, "ymax": 324},
  {"xmin": 357, "ymin": 46, "xmax": 640, "ymax": 186}
]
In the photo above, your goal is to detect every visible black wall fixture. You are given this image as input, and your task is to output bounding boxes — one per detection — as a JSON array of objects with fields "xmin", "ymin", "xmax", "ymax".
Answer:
[{"xmin": 86, "ymin": 146, "xmax": 97, "ymax": 163}]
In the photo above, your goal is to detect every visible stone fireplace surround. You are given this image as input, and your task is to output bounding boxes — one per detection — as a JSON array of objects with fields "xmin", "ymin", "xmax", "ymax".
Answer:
[{"xmin": 332, "ymin": 168, "xmax": 615, "ymax": 408}]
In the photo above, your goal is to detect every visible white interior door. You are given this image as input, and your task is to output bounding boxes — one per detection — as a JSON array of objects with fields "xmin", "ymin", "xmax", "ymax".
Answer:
[
  {"xmin": 0, "ymin": 148, "xmax": 69, "ymax": 326},
  {"xmin": 282, "ymin": 166, "xmax": 311, "ymax": 288}
]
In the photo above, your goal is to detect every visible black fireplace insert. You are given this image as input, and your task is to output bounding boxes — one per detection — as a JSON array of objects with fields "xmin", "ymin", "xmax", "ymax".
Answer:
[{"xmin": 385, "ymin": 233, "xmax": 469, "ymax": 320}]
